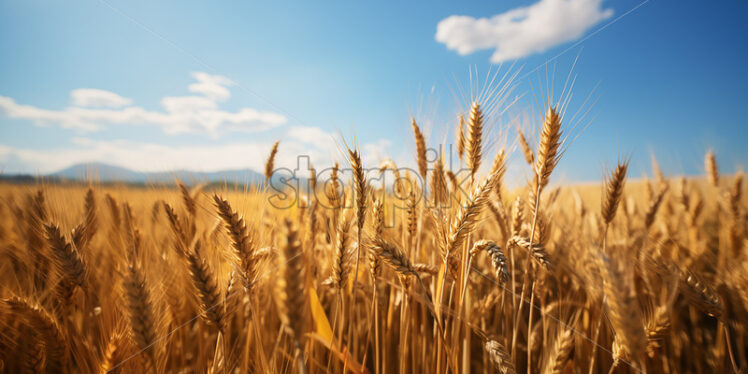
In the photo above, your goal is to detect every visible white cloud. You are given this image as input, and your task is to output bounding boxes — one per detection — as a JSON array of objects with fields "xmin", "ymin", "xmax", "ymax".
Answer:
[
  {"xmin": 435, "ymin": 0, "xmax": 613, "ymax": 63},
  {"xmin": 285, "ymin": 127, "xmax": 398, "ymax": 170},
  {"xmin": 0, "ymin": 96, "xmax": 100, "ymax": 131},
  {"xmin": 188, "ymin": 72, "xmax": 234, "ymax": 101},
  {"xmin": 0, "ymin": 71, "xmax": 401, "ymax": 175},
  {"xmin": 70, "ymin": 88, "xmax": 132, "ymax": 108},
  {"xmin": 287, "ymin": 126, "xmax": 337, "ymax": 149},
  {"xmin": 0, "ymin": 128, "xmax": 394, "ymax": 175},
  {"xmin": 160, "ymin": 96, "xmax": 218, "ymax": 112},
  {"xmin": 0, "ymin": 72, "xmax": 286, "ymax": 135},
  {"xmin": 0, "ymin": 139, "xmax": 273, "ymax": 174},
  {"xmin": 362, "ymin": 139, "xmax": 392, "ymax": 162}
]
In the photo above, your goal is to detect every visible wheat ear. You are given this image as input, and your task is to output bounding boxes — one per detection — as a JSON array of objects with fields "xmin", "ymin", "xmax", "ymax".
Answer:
[
  {"xmin": 264, "ymin": 140, "xmax": 280, "ymax": 182},
  {"xmin": 485, "ymin": 340, "xmax": 516, "ymax": 374},
  {"xmin": 332, "ymin": 213, "xmax": 352, "ymax": 290},
  {"xmin": 679, "ymin": 267, "xmax": 724, "ymax": 318},
  {"xmin": 369, "ymin": 237, "xmax": 417, "ymax": 277},
  {"xmin": 457, "ymin": 113, "xmax": 466, "ymax": 162},
  {"xmin": 177, "ymin": 181, "xmax": 197, "ymax": 217},
  {"xmin": 646, "ymin": 306, "xmax": 671, "ymax": 355},
  {"xmin": 644, "ymin": 184, "xmax": 668, "ymax": 230},
  {"xmin": 466, "ymin": 101, "xmax": 484, "ymax": 180},
  {"xmin": 369, "ymin": 197, "xmax": 384, "ymax": 280},
  {"xmin": 530, "ymin": 106, "xmax": 563, "ymax": 211},
  {"xmin": 213, "ymin": 195, "xmax": 259, "ymax": 291},
  {"xmin": 26, "ymin": 190, "xmax": 50, "ymax": 292},
  {"xmin": 518, "ymin": 129, "xmax": 535, "ymax": 166},
  {"xmin": 444, "ymin": 169, "xmax": 500, "ymax": 259},
  {"xmin": 279, "ymin": 219, "xmax": 308, "ymax": 374},
  {"xmin": 544, "ymin": 328, "xmax": 574, "ymax": 374},
  {"xmin": 705, "ymin": 149, "xmax": 719, "ymax": 188},
  {"xmin": 5, "ymin": 297, "xmax": 67, "ymax": 372},
  {"xmin": 163, "ymin": 202, "xmax": 188, "ymax": 254},
  {"xmin": 348, "ymin": 146, "xmax": 367, "ymax": 299},
  {"xmin": 411, "ymin": 117, "xmax": 428, "ymax": 180},
  {"xmin": 431, "ymin": 154, "xmax": 448, "ymax": 206},
  {"xmin": 186, "ymin": 239, "xmax": 225, "ymax": 332},
  {"xmin": 105, "ymin": 193, "xmax": 121, "ymax": 229},
  {"xmin": 601, "ymin": 161, "xmax": 629, "ymax": 226},
  {"xmin": 470, "ymin": 240, "xmax": 509, "ymax": 283},
  {"xmin": 508, "ymin": 236, "xmax": 552, "ymax": 270},
  {"xmin": 535, "ymin": 106, "xmax": 562, "ymax": 189},
  {"xmin": 281, "ymin": 219, "xmax": 308, "ymax": 340},
  {"xmin": 73, "ymin": 187, "xmax": 98, "ymax": 251},
  {"xmin": 123, "ymin": 259, "xmax": 159, "ymax": 368},
  {"xmin": 45, "ymin": 223, "xmax": 87, "ymax": 302}
]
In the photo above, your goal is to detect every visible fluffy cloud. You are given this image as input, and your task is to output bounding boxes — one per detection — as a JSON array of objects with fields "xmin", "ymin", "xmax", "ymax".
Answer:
[
  {"xmin": 0, "ymin": 139, "xmax": 281, "ymax": 174},
  {"xmin": 285, "ymin": 127, "xmax": 396, "ymax": 168},
  {"xmin": 0, "ymin": 72, "xmax": 286, "ymax": 135},
  {"xmin": 0, "ymin": 72, "xmax": 401, "ymax": 176},
  {"xmin": 287, "ymin": 126, "xmax": 337, "ymax": 150},
  {"xmin": 435, "ymin": 0, "xmax": 613, "ymax": 63},
  {"xmin": 0, "ymin": 129, "xmax": 395, "ymax": 175},
  {"xmin": 70, "ymin": 89, "xmax": 132, "ymax": 108},
  {"xmin": 188, "ymin": 72, "xmax": 234, "ymax": 101}
]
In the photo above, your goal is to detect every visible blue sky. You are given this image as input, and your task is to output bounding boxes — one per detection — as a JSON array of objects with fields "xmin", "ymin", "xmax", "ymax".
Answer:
[{"xmin": 1, "ymin": 0, "xmax": 746, "ymax": 183}]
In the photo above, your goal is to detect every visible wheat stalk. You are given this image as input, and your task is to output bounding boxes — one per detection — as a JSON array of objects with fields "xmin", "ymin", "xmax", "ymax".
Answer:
[
  {"xmin": 599, "ymin": 253, "xmax": 646, "ymax": 370},
  {"xmin": 486, "ymin": 200, "xmax": 510, "ymax": 242}
]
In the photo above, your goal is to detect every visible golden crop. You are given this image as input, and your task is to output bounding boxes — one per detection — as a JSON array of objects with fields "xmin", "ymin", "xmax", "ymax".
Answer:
[{"xmin": 0, "ymin": 104, "xmax": 745, "ymax": 373}]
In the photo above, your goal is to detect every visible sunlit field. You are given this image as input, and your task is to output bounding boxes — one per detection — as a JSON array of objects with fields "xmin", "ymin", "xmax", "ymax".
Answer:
[{"xmin": 0, "ymin": 103, "xmax": 745, "ymax": 374}]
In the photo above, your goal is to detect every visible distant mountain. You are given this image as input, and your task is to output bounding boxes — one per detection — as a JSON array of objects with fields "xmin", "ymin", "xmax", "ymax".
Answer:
[
  {"xmin": 53, "ymin": 162, "xmax": 148, "ymax": 182},
  {"xmin": 2, "ymin": 162, "xmax": 273, "ymax": 185}
]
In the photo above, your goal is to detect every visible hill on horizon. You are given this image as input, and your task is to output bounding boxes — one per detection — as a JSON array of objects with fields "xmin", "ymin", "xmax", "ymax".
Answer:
[{"xmin": 1, "ymin": 162, "xmax": 270, "ymax": 185}]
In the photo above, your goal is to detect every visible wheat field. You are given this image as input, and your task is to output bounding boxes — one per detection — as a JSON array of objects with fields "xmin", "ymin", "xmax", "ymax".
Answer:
[{"xmin": 0, "ymin": 104, "xmax": 746, "ymax": 373}]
